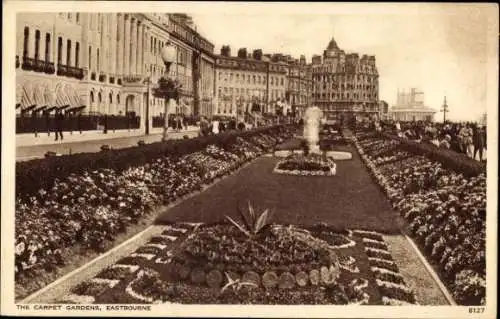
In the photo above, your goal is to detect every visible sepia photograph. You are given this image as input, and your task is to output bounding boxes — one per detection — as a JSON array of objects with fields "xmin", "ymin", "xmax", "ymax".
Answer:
[{"xmin": 1, "ymin": 1, "xmax": 498, "ymax": 318}]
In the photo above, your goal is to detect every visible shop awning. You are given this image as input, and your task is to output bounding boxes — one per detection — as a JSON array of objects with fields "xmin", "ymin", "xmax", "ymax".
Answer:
[
  {"xmin": 16, "ymin": 84, "xmax": 23, "ymax": 109},
  {"xmin": 44, "ymin": 90, "xmax": 55, "ymax": 108},
  {"xmin": 55, "ymin": 88, "xmax": 70, "ymax": 110},
  {"xmin": 20, "ymin": 86, "xmax": 36, "ymax": 113},
  {"xmin": 33, "ymin": 88, "xmax": 47, "ymax": 112},
  {"xmin": 66, "ymin": 91, "xmax": 86, "ymax": 113}
]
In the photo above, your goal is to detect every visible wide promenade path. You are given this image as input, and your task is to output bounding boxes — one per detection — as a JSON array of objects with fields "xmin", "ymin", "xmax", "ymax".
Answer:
[{"xmin": 16, "ymin": 129, "xmax": 199, "ymax": 161}]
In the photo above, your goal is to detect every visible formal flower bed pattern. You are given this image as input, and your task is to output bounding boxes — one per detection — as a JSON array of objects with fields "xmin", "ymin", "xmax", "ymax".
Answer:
[
  {"xmin": 58, "ymin": 223, "xmax": 416, "ymax": 305},
  {"xmin": 273, "ymin": 153, "xmax": 336, "ymax": 176},
  {"xmin": 15, "ymin": 129, "xmax": 294, "ymax": 299},
  {"xmin": 353, "ymin": 131, "xmax": 486, "ymax": 305}
]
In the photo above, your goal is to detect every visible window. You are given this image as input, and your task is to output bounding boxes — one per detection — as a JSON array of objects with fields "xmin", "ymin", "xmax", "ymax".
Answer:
[
  {"xmin": 44, "ymin": 33, "xmax": 50, "ymax": 62},
  {"xmin": 150, "ymin": 37, "xmax": 153, "ymax": 53},
  {"xmin": 67, "ymin": 13, "xmax": 72, "ymax": 20},
  {"xmin": 253, "ymin": 75, "xmax": 256, "ymax": 84},
  {"xmin": 88, "ymin": 46, "xmax": 92, "ymax": 69},
  {"xmin": 117, "ymin": 94, "xmax": 120, "ymax": 104},
  {"xmin": 281, "ymin": 78, "xmax": 284, "ymax": 86},
  {"xmin": 109, "ymin": 93, "xmax": 113, "ymax": 104},
  {"xmin": 90, "ymin": 91, "xmax": 94, "ymax": 103},
  {"xmin": 66, "ymin": 40, "xmax": 71, "ymax": 66},
  {"xmin": 34, "ymin": 30, "xmax": 40, "ymax": 61},
  {"xmin": 76, "ymin": 13, "xmax": 80, "ymax": 23},
  {"xmin": 57, "ymin": 37, "xmax": 63, "ymax": 65},
  {"xmin": 75, "ymin": 42, "xmax": 80, "ymax": 67},
  {"xmin": 96, "ymin": 48, "xmax": 100, "ymax": 71},
  {"xmin": 23, "ymin": 27, "xmax": 29, "ymax": 58}
]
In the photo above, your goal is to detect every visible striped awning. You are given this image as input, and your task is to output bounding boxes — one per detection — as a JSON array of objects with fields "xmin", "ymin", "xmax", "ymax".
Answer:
[
  {"xmin": 33, "ymin": 88, "xmax": 47, "ymax": 112},
  {"xmin": 20, "ymin": 86, "xmax": 36, "ymax": 113},
  {"xmin": 16, "ymin": 84, "xmax": 23, "ymax": 109},
  {"xmin": 66, "ymin": 90, "xmax": 86, "ymax": 112},
  {"xmin": 55, "ymin": 88, "xmax": 70, "ymax": 110},
  {"xmin": 44, "ymin": 90, "xmax": 55, "ymax": 107}
]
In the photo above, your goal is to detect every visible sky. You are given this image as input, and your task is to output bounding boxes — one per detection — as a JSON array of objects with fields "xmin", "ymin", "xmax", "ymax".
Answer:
[{"xmin": 190, "ymin": 3, "xmax": 498, "ymax": 122}]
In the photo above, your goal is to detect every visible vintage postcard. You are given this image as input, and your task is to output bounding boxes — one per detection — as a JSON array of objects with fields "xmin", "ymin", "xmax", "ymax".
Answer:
[{"xmin": 1, "ymin": 1, "xmax": 498, "ymax": 318}]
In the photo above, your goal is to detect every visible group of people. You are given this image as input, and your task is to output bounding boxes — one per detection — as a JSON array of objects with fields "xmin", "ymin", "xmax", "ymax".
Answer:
[
  {"xmin": 198, "ymin": 117, "xmax": 245, "ymax": 137},
  {"xmin": 25, "ymin": 109, "xmax": 66, "ymax": 141},
  {"xmin": 373, "ymin": 120, "xmax": 487, "ymax": 162}
]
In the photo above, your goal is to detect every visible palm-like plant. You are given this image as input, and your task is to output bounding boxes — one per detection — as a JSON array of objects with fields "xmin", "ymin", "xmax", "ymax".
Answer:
[{"xmin": 225, "ymin": 201, "xmax": 273, "ymax": 237}]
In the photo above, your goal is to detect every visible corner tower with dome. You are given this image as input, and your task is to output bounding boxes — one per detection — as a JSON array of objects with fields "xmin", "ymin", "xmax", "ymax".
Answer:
[{"xmin": 311, "ymin": 37, "xmax": 379, "ymax": 124}]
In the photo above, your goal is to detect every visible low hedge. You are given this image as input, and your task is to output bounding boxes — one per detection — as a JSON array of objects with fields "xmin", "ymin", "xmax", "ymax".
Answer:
[
  {"xmin": 16, "ymin": 124, "xmax": 297, "ymax": 198},
  {"xmin": 381, "ymin": 133, "xmax": 485, "ymax": 177}
]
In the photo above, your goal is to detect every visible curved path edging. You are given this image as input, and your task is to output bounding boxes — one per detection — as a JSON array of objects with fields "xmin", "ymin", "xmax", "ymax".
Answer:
[
  {"xmin": 20, "ymin": 156, "xmax": 266, "ymax": 304},
  {"xmin": 403, "ymin": 234, "xmax": 457, "ymax": 305}
]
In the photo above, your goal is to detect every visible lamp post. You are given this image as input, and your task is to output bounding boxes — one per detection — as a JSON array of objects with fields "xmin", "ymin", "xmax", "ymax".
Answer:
[
  {"xmin": 144, "ymin": 77, "xmax": 152, "ymax": 135},
  {"xmin": 160, "ymin": 43, "xmax": 177, "ymax": 141},
  {"xmin": 440, "ymin": 96, "xmax": 449, "ymax": 123}
]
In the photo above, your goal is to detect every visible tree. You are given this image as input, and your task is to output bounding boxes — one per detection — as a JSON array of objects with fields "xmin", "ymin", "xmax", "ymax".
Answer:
[
  {"xmin": 152, "ymin": 77, "xmax": 182, "ymax": 102},
  {"xmin": 251, "ymin": 103, "xmax": 261, "ymax": 113}
]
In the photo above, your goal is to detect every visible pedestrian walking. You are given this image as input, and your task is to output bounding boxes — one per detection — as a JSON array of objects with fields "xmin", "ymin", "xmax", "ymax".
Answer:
[
  {"xmin": 219, "ymin": 121, "xmax": 226, "ymax": 133},
  {"xmin": 176, "ymin": 116, "xmax": 182, "ymax": 132},
  {"xmin": 439, "ymin": 135, "xmax": 451, "ymax": 149},
  {"xmin": 43, "ymin": 109, "xmax": 50, "ymax": 136},
  {"xmin": 199, "ymin": 116, "xmax": 209, "ymax": 137},
  {"xmin": 212, "ymin": 119, "xmax": 220, "ymax": 135},
  {"xmin": 54, "ymin": 109, "xmax": 64, "ymax": 141},
  {"xmin": 31, "ymin": 110, "xmax": 38, "ymax": 137}
]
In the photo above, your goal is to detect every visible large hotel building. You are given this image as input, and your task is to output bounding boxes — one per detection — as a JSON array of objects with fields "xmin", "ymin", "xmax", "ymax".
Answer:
[
  {"xmin": 311, "ymin": 38, "xmax": 379, "ymax": 121},
  {"xmin": 16, "ymin": 12, "xmax": 215, "ymax": 133},
  {"xmin": 213, "ymin": 48, "xmax": 312, "ymax": 119},
  {"xmin": 16, "ymin": 14, "xmax": 380, "ymax": 132}
]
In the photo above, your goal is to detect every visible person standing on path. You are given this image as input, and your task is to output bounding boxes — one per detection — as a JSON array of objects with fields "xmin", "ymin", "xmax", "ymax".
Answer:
[
  {"xmin": 54, "ymin": 109, "xmax": 64, "ymax": 141},
  {"xmin": 31, "ymin": 110, "xmax": 38, "ymax": 137},
  {"xmin": 473, "ymin": 125, "xmax": 486, "ymax": 162}
]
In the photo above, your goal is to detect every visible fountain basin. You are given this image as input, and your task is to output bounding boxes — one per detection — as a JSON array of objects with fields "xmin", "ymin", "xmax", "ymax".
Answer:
[
  {"xmin": 273, "ymin": 153, "xmax": 337, "ymax": 176},
  {"xmin": 274, "ymin": 150, "xmax": 352, "ymax": 161}
]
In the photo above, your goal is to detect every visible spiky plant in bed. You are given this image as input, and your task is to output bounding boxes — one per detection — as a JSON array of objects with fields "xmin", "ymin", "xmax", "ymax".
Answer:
[{"xmin": 225, "ymin": 201, "xmax": 274, "ymax": 238}]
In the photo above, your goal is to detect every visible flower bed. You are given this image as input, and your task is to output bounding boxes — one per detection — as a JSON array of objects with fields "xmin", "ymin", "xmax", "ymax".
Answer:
[
  {"xmin": 58, "ymin": 222, "xmax": 416, "ymax": 305},
  {"xmin": 353, "ymin": 131, "xmax": 486, "ymax": 305},
  {"xmin": 15, "ymin": 127, "xmax": 296, "ymax": 299},
  {"xmin": 273, "ymin": 153, "xmax": 336, "ymax": 176}
]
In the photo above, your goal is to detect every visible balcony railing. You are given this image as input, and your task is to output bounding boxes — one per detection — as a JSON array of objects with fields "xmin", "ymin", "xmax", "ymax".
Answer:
[
  {"xmin": 57, "ymin": 64, "xmax": 84, "ymax": 79},
  {"xmin": 57, "ymin": 64, "xmax": 68, "ymax": 76},
  {"xmin": 68, "ymin": 66, "xmax": 84, "ymax": 79},
  {"xmin": 122, "ymin": 75, "xmax": 143, "ymax": 83},
  {"xmin": 20, "ymin": 57, "xmax": 55, "ymax": 75},
  {"xmin": 44, "ymin": 62, "xmax": 55, "ymax": 74},
  {"xmin": 22, "ymin": 57, "xmax": 36, "ymax": 71}
]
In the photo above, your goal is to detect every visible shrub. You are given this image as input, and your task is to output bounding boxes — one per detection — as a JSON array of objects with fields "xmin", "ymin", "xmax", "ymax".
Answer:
[{"xmin": 16, "ymin": 125, "xmax": 298, "ymax": 199}]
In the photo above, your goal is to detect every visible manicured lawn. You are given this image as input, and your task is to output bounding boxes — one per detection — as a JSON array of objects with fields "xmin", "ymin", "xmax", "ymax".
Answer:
[{"xmin": 156, "ymin": 144, "xmax": 405, "ymax": 234}]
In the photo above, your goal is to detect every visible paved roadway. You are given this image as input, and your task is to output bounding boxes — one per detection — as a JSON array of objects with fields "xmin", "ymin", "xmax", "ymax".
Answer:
[{"xmin": 16, "ymin": 130, "xmax": 199, "ymax": 161}]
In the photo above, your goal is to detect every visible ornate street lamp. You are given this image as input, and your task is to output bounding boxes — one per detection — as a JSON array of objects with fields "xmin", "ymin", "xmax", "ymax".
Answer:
[{"xmin": 159, "ymin": 43, "xmax": 178, "ymax": 141}]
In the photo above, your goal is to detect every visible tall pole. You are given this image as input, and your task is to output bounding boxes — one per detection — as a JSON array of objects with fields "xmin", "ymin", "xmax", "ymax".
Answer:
[
  {"xmin": 145, "ymin": 79, "xmax": 150, "ymax": 135},
  {"xmin": 163, "ymin": 98, "xmax": 169, "ymax": 141},
  {"xmin": 441, "ymin": 96, "xmax": 449, "ymax": 123}
]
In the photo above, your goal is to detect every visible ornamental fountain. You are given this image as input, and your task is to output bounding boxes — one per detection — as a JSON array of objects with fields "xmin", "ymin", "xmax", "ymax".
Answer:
[{"xmin": 274, "ymin": 106, "xmax": 352, "ymax": 162}]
